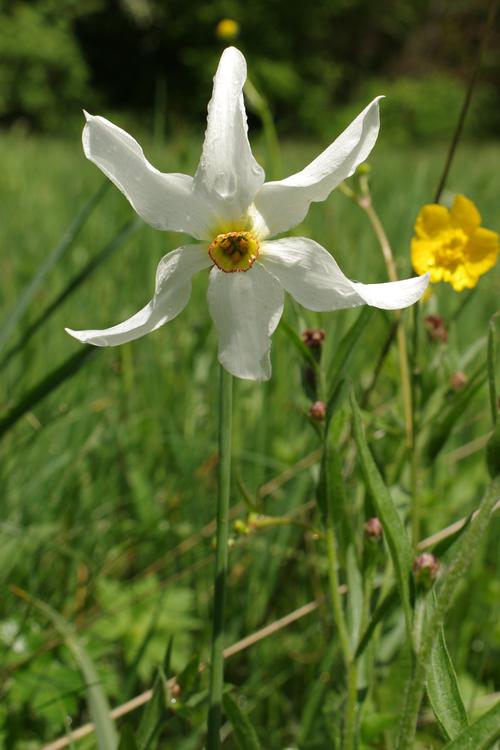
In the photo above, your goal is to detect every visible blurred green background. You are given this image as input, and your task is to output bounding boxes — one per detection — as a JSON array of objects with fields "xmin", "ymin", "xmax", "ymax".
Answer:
[{"xmin": 1, "ymin": 0, "xmax": 499, "ymax": 142}]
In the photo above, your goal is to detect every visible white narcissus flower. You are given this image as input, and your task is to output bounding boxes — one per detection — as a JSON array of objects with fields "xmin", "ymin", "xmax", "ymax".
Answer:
[{"xmin": 66, "ymin": 47, "xmax": 429, "ymax": 381}]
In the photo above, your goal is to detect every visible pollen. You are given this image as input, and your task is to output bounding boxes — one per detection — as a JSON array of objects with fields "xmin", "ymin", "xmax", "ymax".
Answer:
[{"xmin": 208, "ymin": 231, "xmax": 260, "ymax": 273}]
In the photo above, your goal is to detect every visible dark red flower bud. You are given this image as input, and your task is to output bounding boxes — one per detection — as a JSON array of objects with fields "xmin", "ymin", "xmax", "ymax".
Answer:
[
  {"xmin": 450, "ymin": 371, "xmax": 468, "ymax": 391},
  {"xmin": 302, "ymin": 328, "xmax": 326, "ymax": 349},
  {"xmin": 425, "ymin": 315, "xmax": 448, "ymax": 344},
  {"xmin": 413, "ymin": 552, "xmax": 440, "ymax": 588},
  {"xmin": 364, "ymin": 517, "xmax": 383, "ymax": 541},
  {"xmin": 309, "ymin": 400, "xmax": 326, "ymax": 421}
]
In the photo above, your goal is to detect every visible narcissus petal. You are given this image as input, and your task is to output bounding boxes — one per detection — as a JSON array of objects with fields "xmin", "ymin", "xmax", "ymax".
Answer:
[
  {"xmin": 207, "ymin": 263, "xmax": 283, "ymax": 381},
  {"xmin": 253, "ymin": 98, "xmax": 382, "ymax": 237},
  {"xmin": 83, "ymin": 114, "xmax": 213, "ymax": 239},
  {"xmin": 260, "ymin": 237, "xmax": 428, "ymax": 311},
  {"xmin": 194, "ymin": 47, "xmax": 265, "ymax": 227},
  {"xmin": 66, "ymin": 245, "xmax": 211, "ymax": 346}
]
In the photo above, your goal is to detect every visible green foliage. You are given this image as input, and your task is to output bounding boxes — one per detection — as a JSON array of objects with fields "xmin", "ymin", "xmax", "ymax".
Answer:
[
  {"xmin": 0, "ymin": 1, "xmax": 98, "ymax": 131},
  {"xmin": 351, "ymin": 77, "xmax": 500, "ymax": 144},
  {"xmin": 428, "ymin": 627, "xmax": 468, "ymax": 741},
  {"xmin": 441, "ymin": 701, "xmax": 500, "ymax": 750},
  {"xmin": 222, "ymin": 692, "xmax": 262, "ymax": 750},
  {"xmin": 0, "ymin": 130, "xmax": 498, "ymax": 748},
  {"xmin": 2, "ymin": 0, "xmax": 500, "ymax": 139}
]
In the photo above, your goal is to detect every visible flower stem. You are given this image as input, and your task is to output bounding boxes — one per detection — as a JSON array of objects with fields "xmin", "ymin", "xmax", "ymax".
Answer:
[
  {"xmin": 433, "ymin": 0, "xmax": 498, "ymax": 203},
  {"xmin": 358, "ymin": 196, "xmax": 418, "ymax": 542},
  {"xmin": 322, "ymin": 434, "xmax": 357, "ymax": 749},
  {"xmin": 206, "ymin": 366, "xmax": 233, "ymax": 750}
]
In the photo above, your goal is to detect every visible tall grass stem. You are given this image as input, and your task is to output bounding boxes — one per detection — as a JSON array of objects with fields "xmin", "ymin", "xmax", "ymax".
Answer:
[
  {"xmin": 433, "ymin": 0, "xmax": 498, "ymax": 203},
  {"xmin": 206, "ymin": 366, "xmax": 233, "ymax": 749},
  {"xmin": 323, "ymin": 433, "xmax": 356, "ymax": 749},
  {"xmin": 358, "ymin": 197, "xmax": 418, "ymax": 543}
]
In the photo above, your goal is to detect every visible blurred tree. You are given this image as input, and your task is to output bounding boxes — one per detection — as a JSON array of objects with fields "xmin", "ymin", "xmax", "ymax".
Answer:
[
  {"xmin": 0, "ymin": 1, "xmax": 101, "ymax": 131},
  {"xmin": 0, "ymin": 0, "xmax": 498, "ymax": 139}
]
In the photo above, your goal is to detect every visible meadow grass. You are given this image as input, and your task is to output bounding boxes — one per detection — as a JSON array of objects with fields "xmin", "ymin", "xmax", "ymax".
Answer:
[{"xmin": 0, "ymin": 129, "xmax": 499, "ymax": 749}]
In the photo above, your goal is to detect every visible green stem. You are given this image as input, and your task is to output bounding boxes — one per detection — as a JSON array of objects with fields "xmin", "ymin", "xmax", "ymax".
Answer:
[
  {"xmin": 433, "ymin": 0, "xmax": 498, "ymax": 203},
  {"xmin": 359, "ymin": 196, "xmax": 419, "ymax": 545},
  {"xmin": 323, "ymin": 434, "xmax": 356, "ymax": 750},
  {"xmin": 206, "ymin": 366, "xmax": 233, "ymax": 750},
  {"xmin": 344, "ymin": 661, "xmax": 358, "ymax": 750},
  {"xmin": 325, "ymin": 521, "xmax": 351, "ymax": 668},
  {"xmin": 396, "ymin": 476, "xmax": 500, "ymax": 749}
]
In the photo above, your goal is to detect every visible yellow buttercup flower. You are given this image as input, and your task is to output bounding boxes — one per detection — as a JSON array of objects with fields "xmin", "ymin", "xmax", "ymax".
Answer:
[
  {"xmin": 411, "ymin": 194, "xmax": 499, "ymax": 292},
  {"xmin": 215, "ymin": 18, "xmax": 240, "ymax": 41}
]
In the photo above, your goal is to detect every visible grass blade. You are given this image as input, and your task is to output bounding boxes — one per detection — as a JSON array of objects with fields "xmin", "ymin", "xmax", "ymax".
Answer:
[
  {"xmin": 350, "ymin": 390, "xmax": 413, "ymax": 642},
  {"xmin": 0, "ymin": 182, "xmax": 108, "ymax": 352},
  {"xmin": 427, "ymin": 626, "xmax": 468, "ymax": 741},
  {"xmin": 424, "ymin": 366, "xmax": 487, "ymax": 461},
  {"xmin": 327, "ymin": 307, "xmax": 373, "ymax": 402},
  {"xmin": 278, "ymin": 317, "xmax": 318, "ymax": 369},
  {"xmin": 0, "ymin": 219, "xmax": 141, "ymax": 371},
  {"xmin": 0, "ymin": 347, "xmax": 100, "ymax": 439},
  {"xmin": 11, "ymin": 586, "xmax": 117, "ymax": 750},
  {"xmin": 487, "ymin": 315, "xmax": 498, "ymax": 425},
  {"xmin": 223, "ymin": 692, "xmax": 262, "ymax": 750},
  {"xmin": 441, "ymin": 700, "xmax": 500, "ymax": 750},
  {"xmin": 117, "ymin": 726, "xmax": 139, "ymax": 750},
  {"xmin": 355, "ymin": 586, "xmax": 399, "ymax": 660},
  {"xmin": 136, "ymin": 671, "xmax": 167, "ymax": 750}
]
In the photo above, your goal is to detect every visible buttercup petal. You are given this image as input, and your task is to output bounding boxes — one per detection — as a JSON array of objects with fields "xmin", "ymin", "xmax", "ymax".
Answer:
[
  {"xmin": 207, "ymin": 263, "xmax": 284, "ymax": 381},
  {"xmin": 254, "ymin": 98, "xmax": 382, "ymax": 237},
  {"xmin": 260, "ymin": 237, "xmax": 429, "ymax": 311},
  {"xmin": 414, "ymin": 204, "xmax": 450, "ymax": 239},
  {"xmin": 194, "ymin": 47, "xmax": 265, "ymax": 227},
  {"xmin": 66, "ymin": 245, "xmax": 212, "ymax": 346},
  {"xmin": 411, "ymin": 237, "xmax": 438, "ymax": 280},
  {"xmin": 450, "ymin": 194, "xmax": 481, "ymax": 236},
  {"xmin": 465, "ymin": 227, "xmax": 499, "ymax": 276},
  {"xmin": 83, "ymin": 114, "xmax": 212, "ymax": 239}
]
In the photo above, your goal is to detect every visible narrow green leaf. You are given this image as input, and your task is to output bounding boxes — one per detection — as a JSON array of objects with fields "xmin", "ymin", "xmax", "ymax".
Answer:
[
  {"xmin": 425, "ymin": 366, "xmax": 487, "ymax": 461},
  {"xmin": 12, "ymin": 586, "xmax": 117, "ymax": 750},
  {"xmin": 0, "ymin": 182, "xmax": 108, "ymax": 351},
  {"xmin": 278, "ymin": 317, "xmax": 318, "ymax": 369},
  {"xmin": 350, "ymin": 391, "xmax": 413, "ymax": 642},
  {"xmin": 0, "ymin": 347, "xmax": 100, "ymax": 439},
  {"xmin": 223, "ymin": 692, "xmax": 262, "ymax": 750},
  {"xmin": 487, "ymin": 316, "xmax": 498, "ymax": 425},
  {"xmin": 176, "ymin": 654, "xmax": 201, "ymax": 698},
  {"xmin": 317, "ymin": 396, "xmax": 351, "ymax": 554},
  {"xmin": 441, "ymin": 701, "xmax": 500, "ymax": 750},
  {"xmin": 346, "ymin": 543, "xmax": 363, "ymax": 651},
  {"xmin": 163, "ymin": 636, "xmax": 174, "ymax": 676},
  {"xmin": 427, "ymin": 626, "xmax": 468, "ymax": 740},
  {"xmin": 299, "ymin": 640, "xmax": 337, "ymax": 743},
  {"xmin": 327, "ymin": 307, "xmax": 373, "ymax": 402},
  {"xmin": 118, "ymin": 726, "xmax": 139, "ymax": 750},
  {"xmin": 355, "ymin": 586, "xmax": 398, "ymax": 659},
  {"xmin": 136, "ymin": 671, "xmax": 167, "ymax": 750},
  {"xmin": 0, "ymin": 219, "xmax": 140, "ymax": 371}
]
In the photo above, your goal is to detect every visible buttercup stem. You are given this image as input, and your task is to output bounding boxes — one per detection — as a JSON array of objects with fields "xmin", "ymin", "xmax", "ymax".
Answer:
[
  {"xmin": 358, "ymin": 196, "xmax": 418, "ymax": 542},
  {"xmin": 206, "ymin": 366, "xmax": 233, "ymax": 749}
]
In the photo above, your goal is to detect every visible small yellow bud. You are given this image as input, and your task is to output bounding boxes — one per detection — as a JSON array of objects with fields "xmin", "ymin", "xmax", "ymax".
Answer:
[
  {"xmin": 356, "ymin": 162, "xmax": 371, "ymax": 175},
  {"xmin": 233, "ymin": 519, "xmax": 249, "ymax": 535},
  {"xmin": 215, "ymin": 18, "xmax": 240, "ymax": 41}
]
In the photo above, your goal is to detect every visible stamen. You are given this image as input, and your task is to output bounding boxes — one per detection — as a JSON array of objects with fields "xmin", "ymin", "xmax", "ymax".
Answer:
[{"xmin": 208, "ymin": 231, "xmax": 260, "ymax": 273}]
